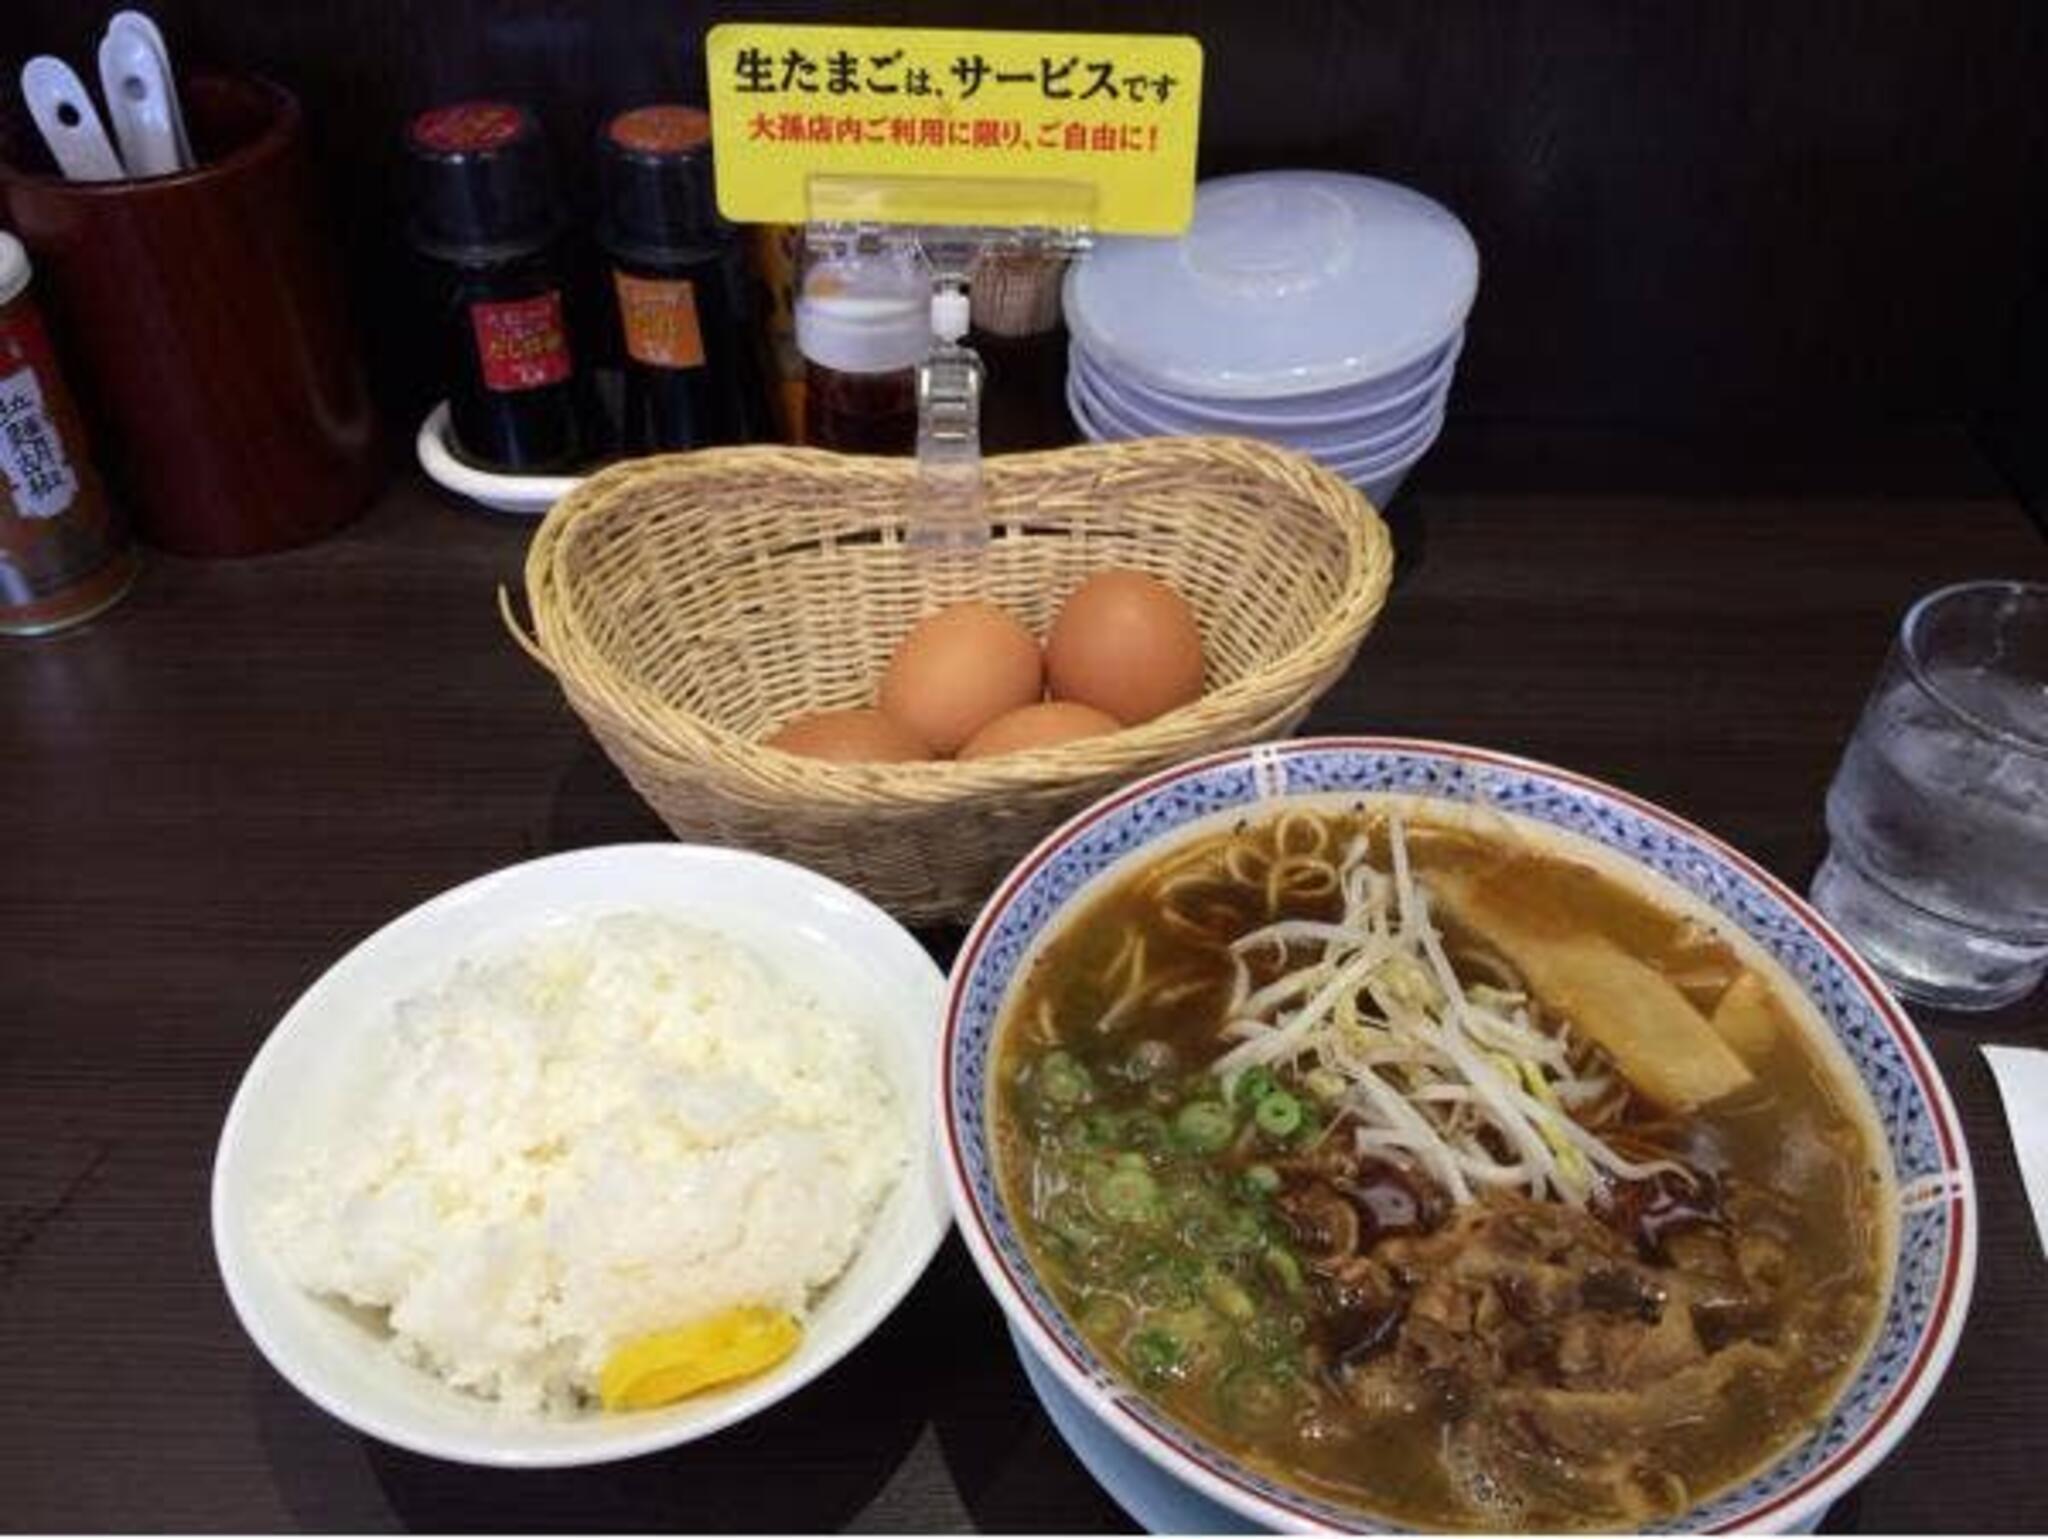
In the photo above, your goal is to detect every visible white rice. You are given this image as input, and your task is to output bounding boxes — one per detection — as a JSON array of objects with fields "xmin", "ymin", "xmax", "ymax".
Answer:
[{"xmin": 260, "ymin": 911, "xmax": 909, "ymax": 1414}]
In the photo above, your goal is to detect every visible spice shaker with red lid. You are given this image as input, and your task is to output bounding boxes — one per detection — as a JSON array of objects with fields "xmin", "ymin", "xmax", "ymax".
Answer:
[
  {"xmin": 406, "ymin": 101, "xmax": 592, "ymax": 474},
  {"xmin": 597, "ymin": 105, "xmax": 768, "ymax": 453}
]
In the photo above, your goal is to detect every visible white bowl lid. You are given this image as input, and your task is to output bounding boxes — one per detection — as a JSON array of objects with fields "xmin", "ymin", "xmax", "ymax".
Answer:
[{"xmin": 1065, "ymin": 170, "xmax": 1478, "ymax": 400}]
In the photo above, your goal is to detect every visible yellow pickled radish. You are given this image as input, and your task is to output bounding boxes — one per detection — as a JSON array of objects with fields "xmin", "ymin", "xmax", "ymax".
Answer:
[{"xmin": 599, "ymin": 1305, "xmax": 802, "ymax": 1412}]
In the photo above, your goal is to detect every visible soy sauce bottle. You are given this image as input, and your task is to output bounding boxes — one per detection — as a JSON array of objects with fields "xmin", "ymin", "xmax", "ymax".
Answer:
[
  {"xmin": 597, "ymin": 106, "xmax": 766, "ymax": 452},
  {"xmin": 406, "ymin": 101, "xmax": 591, "ymax": 473}
]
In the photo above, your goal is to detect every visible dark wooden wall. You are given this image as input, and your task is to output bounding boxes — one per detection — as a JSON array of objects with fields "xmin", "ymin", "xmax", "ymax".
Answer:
[{"xmin": 6, "ymin": 1, "xmax": 2047, "ymax": 495}]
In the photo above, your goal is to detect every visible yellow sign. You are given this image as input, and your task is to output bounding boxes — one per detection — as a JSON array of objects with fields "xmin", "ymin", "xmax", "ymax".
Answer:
[{"xmin": 705, "ymin": 23, "xmax": 1202, "ymax": 234}]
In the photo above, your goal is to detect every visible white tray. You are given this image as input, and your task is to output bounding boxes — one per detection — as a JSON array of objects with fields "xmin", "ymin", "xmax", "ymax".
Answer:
[{"xmin": 415, "ymin": 402, "xmax": 584, "ymax": 517}]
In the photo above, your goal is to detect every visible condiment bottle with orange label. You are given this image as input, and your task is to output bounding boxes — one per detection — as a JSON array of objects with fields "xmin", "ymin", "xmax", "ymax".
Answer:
[
  {"xmin": 406, "ymin": 100, "xmax": 591, "ymax": 473},
  {"xmin": 597, "ymin": 105, "xmax": 766, "ymax": 452},
  {"xmin": 0, "ymin": 232, "xmax": 136, "ymax": 636}
]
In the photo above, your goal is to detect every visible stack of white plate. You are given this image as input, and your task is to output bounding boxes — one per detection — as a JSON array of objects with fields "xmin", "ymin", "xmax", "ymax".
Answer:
[{"xmin": 1063, "ymin": 170, "xmax": 1478, "ymax": 508}]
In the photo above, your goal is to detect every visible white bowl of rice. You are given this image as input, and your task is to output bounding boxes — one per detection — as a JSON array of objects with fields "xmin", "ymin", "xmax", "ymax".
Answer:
[{"xmin": 211, "ymin": 844, "xmax": 950, "ymax": 1467}]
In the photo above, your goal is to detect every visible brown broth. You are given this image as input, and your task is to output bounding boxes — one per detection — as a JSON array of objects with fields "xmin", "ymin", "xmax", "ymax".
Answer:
[{"xmin": 994, "ymin": 802, "xmax": 1890, "ymax": 1531}]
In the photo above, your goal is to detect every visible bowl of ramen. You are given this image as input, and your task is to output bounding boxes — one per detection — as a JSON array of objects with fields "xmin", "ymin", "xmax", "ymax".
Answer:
[{"xmin": 940, "ymin": 738, "xmax": 1975, "ymax": 1532}]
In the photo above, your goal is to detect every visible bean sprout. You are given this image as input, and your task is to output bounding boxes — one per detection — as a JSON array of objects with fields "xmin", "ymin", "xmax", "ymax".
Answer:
[{"xmin": 1210, "ymin": 813, "xmax": 1686, "ymax": 1211}]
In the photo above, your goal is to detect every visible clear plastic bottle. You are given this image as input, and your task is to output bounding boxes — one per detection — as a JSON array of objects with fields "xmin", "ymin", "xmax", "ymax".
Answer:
[{"xmin": 795, "ymin": 247, "xmax": 929, "ymax": 455}]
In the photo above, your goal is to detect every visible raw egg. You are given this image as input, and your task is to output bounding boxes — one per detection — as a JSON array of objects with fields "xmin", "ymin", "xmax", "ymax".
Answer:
[
  {"xmin": 1046, "ymin": 569, "xmax": 1205, "ymax": 725},
  {"xmin": 958, "ymin": 701, "xmax": 1123, "ymax": 760},
  {"xmin": 878, "ymin": 601, "xmax": 1043, "ymax": 755},
  {"xmin": 765, "ymin": 708, "xmax": 929, "ymax": 763}
]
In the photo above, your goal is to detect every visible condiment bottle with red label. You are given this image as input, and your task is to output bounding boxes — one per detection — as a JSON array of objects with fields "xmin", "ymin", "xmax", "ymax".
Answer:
[
  {"xmin": 0, "ymin": 232, "xmax": 136, "ymax": 636},
  {"xmin": 597, "ymin": 105, "xmax": 767, "ymax": 453},
  {"xmin": 405, "ymin": 101, "xmax": 591, "ymax": 473}
]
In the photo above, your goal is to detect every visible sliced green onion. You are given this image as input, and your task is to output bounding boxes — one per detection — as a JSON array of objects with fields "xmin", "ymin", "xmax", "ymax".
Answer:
[
  {"xmin": 1204, "ymin": 1270, "xmax": 1256, "ymax": 1321},
  {"xmin": 1089, "ymin": 1163, "xmax": 1159, "ymax": 1224},
  {"xmin": 1172, "ymin": 1099, "xmax": 1236, "ymax": 1153},
  {"xmin": 1216, "ymin": 1363, "xmax": 1296, "ymax": 1428},
  {"xmin": 1255, "ymin": 1090, "xmax": 1304, "ymax": 1138},
  {"xmin": 1263, "ymin": 1246, "xmax": 1304, "ymax": 1294},
  {"xmin": 1244, "ymin": 1308, "xmax": 1304, "ymax": 1358},
  {"xmin": 1131, "ymin": 1325, "xmax": 1189, "ymax": 1376},
  {"xmin": 1037, "ymin": 1050, "xmax": 1093, "ymax": 1106},
  {"xmin": 1189, "ymin": 1205, "xmax": 1265, "ymax": 1258},
  {"xmin": 1065, "ymin": 1108, "xmax": 1121, "ymax": 1149},
  {"xmin": 1157, "ymin": 1303, "xmax": 1231, "ymax": 1356},
  {"xmin": 1043, "ymin": 1193, "xmax": 1105, "ymax": 1251},
  {"xmin": 1131, "ymin": 1254, "xmax": 1202, "ymax": 1308},
  {"xmin": 1234, "ymin": 1066, "xmax": 1279, "ymax": 1110},
  {"xmin": 1119, "ymin": 1109, "xmax": 1170, "ymax": 1152},
  {"xmin": 1243, "ymin": 1162, "xmax": 1282, "ymax": 1195},
  {"xmin": 1128, "ymin": 1327, "xmax": 1185, "ymax": 1383}
]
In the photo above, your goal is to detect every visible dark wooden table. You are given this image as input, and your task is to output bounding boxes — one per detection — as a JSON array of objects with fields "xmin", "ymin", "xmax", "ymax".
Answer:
[{"xmin": 6, "ymin": 458, "xmax": 2046, "ymax": 1532}]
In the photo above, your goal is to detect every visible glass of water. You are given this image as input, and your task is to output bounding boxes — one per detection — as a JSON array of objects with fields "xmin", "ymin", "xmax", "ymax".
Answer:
[{"xmin": 1812, "ymin": 580, "xmax": 2048, "ymax": 1011}]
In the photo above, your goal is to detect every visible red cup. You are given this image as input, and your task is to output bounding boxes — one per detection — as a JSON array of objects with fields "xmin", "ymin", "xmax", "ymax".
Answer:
[{"xmin": 1, "ymin": 75, "xmax": 384, "ymax": 556}]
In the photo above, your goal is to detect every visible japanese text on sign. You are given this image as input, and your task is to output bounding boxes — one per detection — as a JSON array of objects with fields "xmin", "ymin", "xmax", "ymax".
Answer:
[
  {"xmin": 726, "ymin": 45, "xmax": 1183, "ymax": 105},
  {"xmin": 706, "ymin": 24, "xmax": 1202, "ymax": 234},
  {"xmin": 742, "ymin": 113, "xmax": 1161, "ymax": 155}
]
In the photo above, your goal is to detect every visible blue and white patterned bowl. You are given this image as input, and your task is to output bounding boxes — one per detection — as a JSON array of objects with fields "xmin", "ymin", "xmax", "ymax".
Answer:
[{"xmin": 938, "ymin": 738, "xmax": 1976, "ymax": 1533}]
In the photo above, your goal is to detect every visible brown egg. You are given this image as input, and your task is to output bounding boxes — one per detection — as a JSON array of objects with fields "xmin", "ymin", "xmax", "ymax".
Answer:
[
  {"xmin": 959, "ymin": 701, "xmax": 1124, "ymax": 760},
  {"xmin": 765, "ymin": 708, "xmax": 930, "ymax": 763},
  {"xmin": 878, "ymin": 601, "xmax": 1044, "ymax": 756},
  {"xmin": 1046, "ymin": 569, "xmax": 1205, "ymax": 725}
]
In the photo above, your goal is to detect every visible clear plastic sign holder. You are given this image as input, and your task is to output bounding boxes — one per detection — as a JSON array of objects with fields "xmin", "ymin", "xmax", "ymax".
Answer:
[{"xmin": 802, "ymin": 174, "xmax": 1096, "ymax": 556}]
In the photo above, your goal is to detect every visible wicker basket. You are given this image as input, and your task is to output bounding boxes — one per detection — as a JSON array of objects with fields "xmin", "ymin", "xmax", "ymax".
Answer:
[{"xmin": 508, "ymin": 437, "xmax": 1393, "ymax": 922}]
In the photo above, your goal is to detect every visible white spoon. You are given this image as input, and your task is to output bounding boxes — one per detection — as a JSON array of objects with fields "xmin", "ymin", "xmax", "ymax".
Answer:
[
  {"xmin": 20, "ymin": 56, "xmax": 126, "ymax": 181},
  {"xmin": 108, "ymin": 10, "xmax": 192, "ymax": 168},
  {"xmin": 98, "ymin": 26, "xmax": 182, "ymax": 177}
]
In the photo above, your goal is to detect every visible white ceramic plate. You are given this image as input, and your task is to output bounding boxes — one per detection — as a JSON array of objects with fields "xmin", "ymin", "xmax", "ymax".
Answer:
[
  {"xmin": 1065, "ymin": 375, "xmax": 1112, "ymax": 443},
  {"xmin": 1072, "ymin": 331, "xmax": 1463, "ymax": 434},
  {"xmin": 213, "ymin": 843, "xmax": 952, "ymax": 1467},
  {"xmin": 1070, "ymin": 368, "xmax": 1442, "ymax": 478},
  {"xmin": 415, "ymin": 401, "xmax": 584, "ymax": 517},
  {"xmin": 1323, "ymin": 405, "xmax": 1447, "ymax": 479},
  {"xmin": 1063, "ymin": 377, "xmax": 1426, "ymax": 509},
  {"xmin": 1349, "ymin": 463, "xmax": 1414, "ymax": 512},
  {"xmin": 1073, "ymin": 351, "xmax": 1450, "ymax": 459}
]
